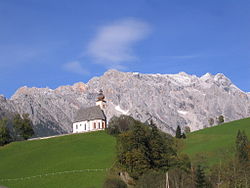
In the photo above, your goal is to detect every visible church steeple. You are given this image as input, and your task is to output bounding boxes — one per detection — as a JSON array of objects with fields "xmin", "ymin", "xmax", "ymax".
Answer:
[{"xmin": 96, "ymin": 89, "xmax": 106, "ymax": 110}]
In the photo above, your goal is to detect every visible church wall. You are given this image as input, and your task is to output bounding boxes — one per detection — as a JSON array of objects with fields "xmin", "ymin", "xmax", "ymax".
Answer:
[
  {"xmin": 73, "ymin": 121, "xmax": 89, "ymax": 133},
  {"xmin": 73, "ymin": 119, "xmax": 106, "ymax": 133},
  {"xmin": 90, "ymin": 119, "xmax": 104, "ymax": 130}
]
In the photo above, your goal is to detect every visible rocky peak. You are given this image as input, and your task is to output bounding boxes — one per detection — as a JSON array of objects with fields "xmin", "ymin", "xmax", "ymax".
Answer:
[
  {"xmin": 214, "ymin": 73, "xmax": 232, "ymax": 87},
  {"xmin": 0, "ymin": 95, "xmax": 6, "ymax": 101},
  {"xmin": 200, "ymin": 73, "xmax": 213, "ymax": 81},
  {"xmin": 103, "ymin": 69, "xmax": 123, "ymax": 77},
  {"xmin": 11, "ymin": 86, "xmax": 53, "ymax": 100},
  {"xmin": 1, "ymin": 70, "xmax": 249, "ymax": 137},
  {"xmin": 55, "ymin": 82, "xmax": 87, "ymax": 94},
  {"xmin": 72, "ymin": 82, "xmax": 87, "ymax": 91}
]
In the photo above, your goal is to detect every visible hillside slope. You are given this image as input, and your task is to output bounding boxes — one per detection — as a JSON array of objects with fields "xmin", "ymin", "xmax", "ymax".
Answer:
[
  {"xmin": 182, "ymin": 117, "xmax": 250, "ymax": 165},
  {"xmin": 0, "ymin": 131, "xmax": 116, "ymax": 188}
]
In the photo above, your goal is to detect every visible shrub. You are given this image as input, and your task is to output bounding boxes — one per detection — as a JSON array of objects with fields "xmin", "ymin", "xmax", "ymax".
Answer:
[
  {"xmin": 0, "ymin": 118, "xmax": 12, "ymax": 146},
  {"xmin": 184, "ymin": 126, "xmax": 191, "ymax": 133},
  {"xmin": 136, "ymin": 170, "xmax": 165, "ymax": 188},
  {"xmin": 103, "ymin": 177, "xmax": 127, "ymax": 188},
  {"xmin": 13, "ymin": 114, "xmax": 34, "ymax": 140},
  {"xmin": 106, "ymin": 115, "xmax": 137, "ymax": 136},
  {"xmin": 217, "ymin": 115, "xmax": 224, "ymax": 125}
]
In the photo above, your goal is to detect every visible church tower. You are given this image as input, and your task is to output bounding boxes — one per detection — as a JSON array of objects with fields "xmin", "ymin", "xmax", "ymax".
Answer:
[{"xmin": 96, "ymin": 89, "xmax": 106, "ymax": 110}]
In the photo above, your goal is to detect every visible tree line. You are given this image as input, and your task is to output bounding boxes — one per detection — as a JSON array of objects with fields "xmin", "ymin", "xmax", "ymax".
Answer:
[
  {"xmin": 104, "ymin": 116, "xmax": 193, "ymax": 187},
  {"xmin": 0, "ymin": 114, "xmax": 34, "ymax": 146},
  {"xmin": 103, "ymin": 115, "xmax": 250, "ymax": 188}
]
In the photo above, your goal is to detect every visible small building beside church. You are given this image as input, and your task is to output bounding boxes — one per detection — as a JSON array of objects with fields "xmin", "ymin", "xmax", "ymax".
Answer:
[{"xmin": 73, "ymin": 90, "xmax": 107, "ymax": 133}]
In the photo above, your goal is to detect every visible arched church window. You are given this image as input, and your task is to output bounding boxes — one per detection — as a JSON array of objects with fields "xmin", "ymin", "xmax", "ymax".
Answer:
[{"xmin": 102, "ymin": 122, "xmax": 105, "ymax": 129}]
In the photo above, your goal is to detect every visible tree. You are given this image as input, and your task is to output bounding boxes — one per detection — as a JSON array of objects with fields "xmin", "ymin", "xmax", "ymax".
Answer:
[
  {"xmin": 117, "ymin": 119, "xmax": 177, "ymax": 179},
  {"xmin": 0, "ymin": 118, "xmax": 12, "ymax": 146},
  {"xmin": 169, "ymin": 168, "xmax": 193, "ymax": 188},
  {"xmin": 106, "ymin": 115, "xmax": 135, "ymax": 136},
  {"xmin": 148, "ymin": 124, "xmax": 172, "ymax": 171},
  {"xmin": 117, "ymin": 122, "xmax": 151, "ymax": 179},
  {"xmin": 136, "ymin": 170, "xmax": 165, "ymax": 188},
  {"xmin": 181, "ymin": 133, "xmax": 186, "ymax": 139},
  {"xmin": 167, "ymin": 154, "xmax": 192, "ymax": 188},
  {"xmin": 217, "ymin": 115, "xmax": 224, "ymax": 125},
  {"xmin": 195, "ymin": 165, "xmax": 207, "ymax": 188},
  {"xmin": 176, "ymin": 125, "xmax": 182, "ymax": 138},
  {"xmin": 13, "ymin": 114, "xmax": 34, "ymax": 140},
  {"xmin": 208, "ymin": 118, "xmax": 214, "ymax": 126},
  {"xmin": 184, "ymin": 126, "xmax": 191, "ymax": 134},
  {"xmin": 236, "ymin": 130, "xmax": 249, "ymax": 163}
]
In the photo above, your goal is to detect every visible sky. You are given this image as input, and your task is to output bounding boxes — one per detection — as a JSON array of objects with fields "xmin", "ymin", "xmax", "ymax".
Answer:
[{"xmin": 0, "ymin": 0, "xmax": 249, "ymax": 98}]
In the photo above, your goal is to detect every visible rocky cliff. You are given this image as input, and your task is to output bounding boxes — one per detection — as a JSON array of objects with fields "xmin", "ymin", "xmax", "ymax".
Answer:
[{"xmin": 1, "ymin": 70, "xmax": 250, "ymax": 136}]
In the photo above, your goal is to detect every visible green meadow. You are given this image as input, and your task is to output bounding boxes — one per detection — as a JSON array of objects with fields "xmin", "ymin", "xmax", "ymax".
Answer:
[
  {"xmin": 0, "ymin": 131, "xmax": 116, "ymax": 188},
  {"xmin": 1, "ymin": 118, "xmax": 250, "ymax": 187},
  {"xmin": 183, "ymin": 117, "xmax": 250, "ymax": 165}
]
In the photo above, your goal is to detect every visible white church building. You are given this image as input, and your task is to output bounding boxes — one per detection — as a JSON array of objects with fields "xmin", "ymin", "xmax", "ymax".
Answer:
[{"xmin": 73, "ymin": 90, "xmax": 107, "ymax": 133}]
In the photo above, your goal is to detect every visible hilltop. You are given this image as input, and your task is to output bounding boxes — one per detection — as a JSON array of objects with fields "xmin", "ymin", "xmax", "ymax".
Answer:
[
  {"xmin": 183, "ymin": 117, "xmax": 250, "ymax": 165},
  {"xmin": 0, "ymin": 69, "xmax": 249, "ymax": 137},
  {"xmin": 0, "ymin": 131, "xmax": 116, "ymax": 188}
]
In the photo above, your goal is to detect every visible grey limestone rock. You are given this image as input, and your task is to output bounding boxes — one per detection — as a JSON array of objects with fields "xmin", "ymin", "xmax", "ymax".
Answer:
[{"xmin": 1, "ymin": 69, "xmax": 249, "ymax": 136}]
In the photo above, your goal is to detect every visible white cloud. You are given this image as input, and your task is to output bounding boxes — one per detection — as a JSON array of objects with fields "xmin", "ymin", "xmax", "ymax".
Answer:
[
  {"xmin": 86, "ymin": 18, "xmax": 151, "ymax": 69},
  {"xmin": 63, "ymin": 61, "xmax": 89, "ymax": 75}
]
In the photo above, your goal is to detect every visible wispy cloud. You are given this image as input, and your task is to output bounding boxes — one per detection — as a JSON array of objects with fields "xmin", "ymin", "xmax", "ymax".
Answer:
[
  {"xmin": 86, "ymin": 18, "xmax": 151, "ymax": 69},
  {"xmin": 62, "ymin": 61, "xmax": 89, "ymax": 75}
]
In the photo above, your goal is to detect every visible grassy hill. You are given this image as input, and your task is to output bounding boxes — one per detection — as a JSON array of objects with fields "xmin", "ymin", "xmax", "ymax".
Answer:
[
  {"xmin": 182, "ymin": 117, "xmax": 250, "ymax": 165},
  {"xmin": 0, "ymin": 131, "xmax": 116, "ymax": 188}
]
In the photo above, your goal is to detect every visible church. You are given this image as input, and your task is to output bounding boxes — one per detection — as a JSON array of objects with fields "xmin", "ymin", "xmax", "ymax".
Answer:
[{"xmin": 72, "ymin": 90, "xmax": 107, "ymax": 133}]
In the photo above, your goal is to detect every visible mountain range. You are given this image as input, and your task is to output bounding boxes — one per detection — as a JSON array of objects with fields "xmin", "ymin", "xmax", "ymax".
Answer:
[{"xmin": 0, "ymin": 69, "xmax": 249, "ymax": 137}]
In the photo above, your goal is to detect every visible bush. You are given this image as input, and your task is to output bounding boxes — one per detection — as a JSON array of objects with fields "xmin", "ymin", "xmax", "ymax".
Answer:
[
  {"xmin": 184, "ymin": 126, "xmax": 191, "ymax": 133},
  {"xmin": 0, "ymin": 118, "xmax": 12, "ymax": 146},
  {"xmin": 13, "ymin": 114, "xmax": 34, "ymax": 140},
  {"xmin": 208, "ymin": 118, "xmax": 214, "ymax": 126},
  {"xmin": 106, "ymin": 115, "xmax": 137, "ymax": 136},
  {"xmin": 103, "ymin": 177, "xmax": 127, "ymax": 188},
  {"xmin": 136, "ymin": 170, "xmax": 165, "ymax": 188},
  {"xmin": 217, "ymin": 115, "xmax": 224, "ymax": 125}
]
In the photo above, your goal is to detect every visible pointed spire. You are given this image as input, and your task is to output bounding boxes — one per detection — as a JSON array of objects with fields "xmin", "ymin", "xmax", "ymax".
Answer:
[{"xmin": 97, "ymin": 89, "xmax": 105, "ymax": 101}]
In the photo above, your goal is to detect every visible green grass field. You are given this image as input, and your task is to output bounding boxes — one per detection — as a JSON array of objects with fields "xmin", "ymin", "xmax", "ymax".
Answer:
[
  {"xmin": 0, "ymin": 131, "xmax": 116, "ymax": 188},
  {"xmin": 182, "ymin": 117, "xmax": 250, "ymax": 165}
]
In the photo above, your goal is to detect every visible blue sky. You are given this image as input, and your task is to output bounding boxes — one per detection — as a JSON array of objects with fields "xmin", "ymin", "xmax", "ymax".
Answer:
[{"xmin": 0, "ymin": 0, "xmax": 249, "ymax": 97}]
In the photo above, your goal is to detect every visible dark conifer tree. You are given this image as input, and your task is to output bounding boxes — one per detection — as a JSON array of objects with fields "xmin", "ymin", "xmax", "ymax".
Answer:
[
  {"xmin": 182, "ymin": 133, "xmax": 186, "ymax": 139},
  {"xmin": 175, "ymin": 125, "xmax": 182, "ymax": 138},
  {"xmin": 195, "ymin": 165, "xmax": 206, "ymax": 188},
  {"xmin": 236, "ymin": 130, "xmax": 249, "ymax": 163},
  {"xmin": 148, "ymin": 124, "xmax": 169, "ymax": 170}
]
